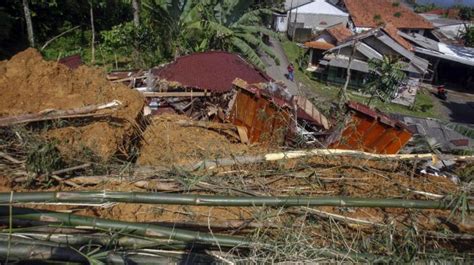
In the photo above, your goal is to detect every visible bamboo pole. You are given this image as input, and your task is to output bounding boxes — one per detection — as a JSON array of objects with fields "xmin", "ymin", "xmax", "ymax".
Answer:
[
  {"xmin": 0, "ymin": 100, "xmax": 122, "ymax": 127},
  {"xmin": 0, "ymin": 191, "xmax": 462, "ymax": 210},
  {"xmin": 0, "ymin": 233, "xmax": 185, "ymax": 249},
  {"xmin": 0, "ymin": 206, "xmax": 252, "ymax": 248},
  {"xmin": 0, "ymin": 240, "xmax": 87, "ymax": 263},
  {"xmin": 192, "ymin": 148, "xmax": 474, "ymax": 170}
]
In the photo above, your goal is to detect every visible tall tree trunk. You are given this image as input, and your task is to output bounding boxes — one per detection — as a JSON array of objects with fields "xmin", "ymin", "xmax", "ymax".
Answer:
[
  {"xmin": 132, "ymin": 0, "xmax": 141, "ymax": 67},
  {"xmin": 89, "ymin": 2, "xmax": 95, "ymax": 64},
  {"xmin": 339, "ymin": 40, "xmax": 358, "ymax": 109},
  {"xmin": 22, "ymin": 0, "xmax": 35, "ymax": 47},
  {"xmin": 132, "ymin": 0, "xmax": 141, "ymax": 28}
]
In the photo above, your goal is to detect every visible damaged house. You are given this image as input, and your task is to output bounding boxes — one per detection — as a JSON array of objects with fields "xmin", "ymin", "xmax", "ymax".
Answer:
[{"xmin": 314, "ymin": 24, "xmax": 429, "ymax": 105}]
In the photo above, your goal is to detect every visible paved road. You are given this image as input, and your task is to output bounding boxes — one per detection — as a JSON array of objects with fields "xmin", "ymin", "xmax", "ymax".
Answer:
[
  {"xmin": 426, "ymin": 86, "xmax": 474, "ymax": 124},
  {"xmin": 260, "ymin": 38, "xmax": 302, "ymax": 96}
]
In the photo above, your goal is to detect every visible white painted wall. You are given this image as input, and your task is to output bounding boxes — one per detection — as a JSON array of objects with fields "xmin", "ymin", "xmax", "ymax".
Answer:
[{"xmin": 273, "ymin": 14, "xmax": 289, "ymax": 32}]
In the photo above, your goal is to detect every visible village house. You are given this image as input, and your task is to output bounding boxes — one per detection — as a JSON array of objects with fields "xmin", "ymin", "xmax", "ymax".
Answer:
[
  {"xmin": 314, "ymin": 24, "xmax": 429, "ymax": 105},
  {"xmin": 337, "ymin": 0, "xmax": 434, "ymax": 34},
  {"xmin": 272, "ymin": 0, "xmax": 349, "ymax": 40},
  {"xmin": 420, "ymin": 13, "xmax": 473, "ymax": 45},
  {"xmin": 399, "ymin": 31, "xmax": 474, "ymax": 88},
  {"xmin": 304, "ymin": 23, "xmax": 353, "ymax": 71}
]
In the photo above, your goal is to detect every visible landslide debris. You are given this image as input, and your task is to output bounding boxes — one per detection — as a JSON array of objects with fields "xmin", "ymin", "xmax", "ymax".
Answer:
[{"xmin": 0, "ymin": 48, "xmax": 144, "ymax": 160}]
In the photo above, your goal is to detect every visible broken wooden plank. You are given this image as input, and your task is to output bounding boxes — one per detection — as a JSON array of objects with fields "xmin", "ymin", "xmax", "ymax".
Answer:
[
  {"xmin": 142, "ymin": 92, "xmax": 209, "ymax": 97},
  {"xmin": 0, "ymin": 100, "xmax": 122, "ymax": 127},
  {"xmin": 236, "ymin": 126, "xmax": 249, "ymax": 144}
]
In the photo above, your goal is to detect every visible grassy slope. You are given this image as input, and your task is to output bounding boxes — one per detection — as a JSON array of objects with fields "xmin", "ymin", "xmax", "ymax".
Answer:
[{"xmin": 281, "ymin": 39, "xmax": 440, "ymax": 119}]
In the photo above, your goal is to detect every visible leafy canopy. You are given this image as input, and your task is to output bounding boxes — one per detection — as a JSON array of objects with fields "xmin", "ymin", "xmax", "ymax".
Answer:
[{"xmin": 365, "ymin": 56, "xmax": 407, "ymax": 104}]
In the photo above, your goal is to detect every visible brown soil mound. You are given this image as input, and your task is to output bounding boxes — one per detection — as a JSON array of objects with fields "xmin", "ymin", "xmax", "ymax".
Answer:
[
  {"xmin": 137, "ymin": 114, "xmax": 253, "ymax": 166},
  {"xmin": 0, "ymin": 48, "xmax": 144, "ymax": 160}
]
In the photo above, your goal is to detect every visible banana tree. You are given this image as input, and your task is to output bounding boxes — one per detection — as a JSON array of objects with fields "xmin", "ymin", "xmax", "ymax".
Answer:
[
  {"xmin": 143, "ymin": 0, "xmax": 279, "ymax": 68},
  {"xmin": 198, "ymin": 0, "xmax": 280, "ymax": 69}
]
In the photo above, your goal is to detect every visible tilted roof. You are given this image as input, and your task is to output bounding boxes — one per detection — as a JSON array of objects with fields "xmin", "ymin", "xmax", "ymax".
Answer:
[
  {"xmin": 344, "ymin": 0, "xmax": 433, "ymax": 29},
  {"xmin": 381, "ymin": 23, "xmax": 413, "ymax": 51},
  {"xmin": 152, "ymin": 51, "xmax": 271, "ymax": 93},
  {"xmin": 325, "ymin": 23, "xmax": 353, "ymax": 43},
  {"xmin": 304, "ymin": 41, "xmax": 335, "ymax": 50}
]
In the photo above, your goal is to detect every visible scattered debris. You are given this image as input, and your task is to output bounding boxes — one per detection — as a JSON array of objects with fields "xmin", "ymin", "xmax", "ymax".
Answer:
[{"xmin": 0, "ymin": 48, "xmax": 144, "ymax": 160}]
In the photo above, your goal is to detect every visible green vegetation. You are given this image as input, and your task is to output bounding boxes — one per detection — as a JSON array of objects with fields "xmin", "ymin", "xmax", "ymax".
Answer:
[
  {"xmin": 281, "ymin": 39, "xmax": 439, "ymax": 119},
  {"xmin": 413, "ymin": 3, "xmax": 438, "ymax": 13},
  {"xmin": 366, "ymin": 56, "xmax": 406, "ymax": 104},
  {"xmin": 461, "ymin": 25, "xmax": 474, "ymax": 47},
  {"xmin": 0, "ymin": 0, "xmax": 278, "ymax": 69},
  {"xmin": 459, "ymin": 6, "xmax": 474, "ymax": 21}
]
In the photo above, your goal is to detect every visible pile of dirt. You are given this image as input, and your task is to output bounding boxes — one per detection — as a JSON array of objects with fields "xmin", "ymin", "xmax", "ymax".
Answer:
[
  {"xmin": 0, "ymin": 48, "xmax": 144, "ymax": 160},
  {"xmin": 137, "ymin": 114, "xmax": 254, "ymax": 166}
]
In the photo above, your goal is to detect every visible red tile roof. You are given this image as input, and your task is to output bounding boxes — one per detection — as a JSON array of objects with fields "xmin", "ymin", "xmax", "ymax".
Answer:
[
  {"xmin": 344, "ymin": 0, "xmax": 433, "ymax": 29},
  {"xmin": 326, "ymin": 23, "xmax": 353, "ymax": 43},
  {"xmin": 304, "ymin": 41, "xmax": 335, "ymax": 50},
  {"xmin": 381, "ymin": 23, "xmax": 413, "ymax": 51},
  {"xmin": 152, "ymin": 51, "xmax": 271, "ymax": 93}
]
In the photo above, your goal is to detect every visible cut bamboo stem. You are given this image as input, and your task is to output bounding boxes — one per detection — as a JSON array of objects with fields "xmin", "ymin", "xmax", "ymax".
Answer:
[
  {"xmin": 192, "ymin": 149, "xmax": 474, "ymax": 170},
  {"xmin": 0, "ymin": 239, "xmax": 87, "ymax": 262},
  {"xmin": 0, "ymin": 191, "xmax": 462, "ymax": 210},
  {"xmin": 0, "ymin": 100, "xmax": 122, "ymax": 127},
  {"xmin": 0, "ymin": 206, "xmax": 252, "ymax": 248}
]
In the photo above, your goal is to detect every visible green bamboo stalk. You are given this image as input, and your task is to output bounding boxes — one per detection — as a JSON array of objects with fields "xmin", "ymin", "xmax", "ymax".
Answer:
[
  {"xmin": 0, "ymin": 239, "xmax": 87, "ymax": 263},
  {"xmin": 0, "ymin": 206, "xmax": 252, "ymax": 248},
  {"xmin": 0, "ymin": 232, "xmax": 187, "ymax": 249},
  {"xmin": 0, "ymin": 191, "xmax": 462, "ymax": 209}
]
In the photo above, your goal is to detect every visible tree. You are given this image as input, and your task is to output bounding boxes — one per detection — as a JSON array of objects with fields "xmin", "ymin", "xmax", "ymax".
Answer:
[
  {"xmin": 461, "ymin": 25, "xmax": 474, "ymax": 47},
  {"xmin": 459, "ymin": 6, "xmax": 473, "ymax": 21},
  {"xmin": 144, "ymin": 0, "xmax": 278, "ymax": 69},
  {"xmin": 365, "ymin": 56, "xmax": 406, "ymax": 105},
  {"xmin": 200, "ymin": 0, "xmax": 280, "ymax": 68},
  {"xmin": 132, "ymin": 0, "xmax": 140, "ymax": 27},
  {"xmin": 22, "ymin": 0, "xmax": 34, "ymax": 47},
  {"xmin": 89, "ymin": 1, "xmax": 96, "ymax": 64}
]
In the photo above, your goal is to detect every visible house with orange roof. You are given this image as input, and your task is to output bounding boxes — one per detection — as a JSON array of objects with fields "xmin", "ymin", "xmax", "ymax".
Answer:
[
  {"xmin": 304, "ymin": 23, "xmax": 354, "ymax": 71},
  {"xmin": 338, "ymin": 0, "xmax": 434, "ymax": 34}
]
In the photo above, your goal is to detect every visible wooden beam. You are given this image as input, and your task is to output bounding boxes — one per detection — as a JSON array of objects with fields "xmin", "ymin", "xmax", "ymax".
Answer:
[{"xmin": 142, "ymin": 92, "xmax": 210, "ymax": 97}]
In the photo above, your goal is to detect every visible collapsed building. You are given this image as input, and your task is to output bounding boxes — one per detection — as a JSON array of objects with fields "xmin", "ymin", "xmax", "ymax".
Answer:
[{"xmin": 108, "ymin": 51, "xmax": 413, "ymax": 154}]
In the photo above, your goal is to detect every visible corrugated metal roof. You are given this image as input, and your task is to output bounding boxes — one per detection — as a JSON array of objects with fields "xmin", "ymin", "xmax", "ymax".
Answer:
[
  {"xmin": 391, "ymin": 114, "xmax": 473, "ymax": 152},
  {"xmin": 356, "ymin": 42, "xmax": 383, "ymax": 60},
  {"xmin": 322, "ymin": 57, "xmax": 370, "ymax": 73},
  {"xmin": 398, "ymin": 31, "xmax": 439, "ymax": 51},
  {"xmin": 347, "ymin": 101, "xmax": 409, "ymax": 129},
  {"xmin": 152, "ymin": 51, "xmax": 271, "ymax": 93}
]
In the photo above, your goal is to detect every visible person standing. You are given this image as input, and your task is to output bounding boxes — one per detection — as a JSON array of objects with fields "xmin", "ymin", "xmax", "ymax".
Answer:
[{"xmin": 287, "ymin": 63, "xmax": 295, "ymax": 81}]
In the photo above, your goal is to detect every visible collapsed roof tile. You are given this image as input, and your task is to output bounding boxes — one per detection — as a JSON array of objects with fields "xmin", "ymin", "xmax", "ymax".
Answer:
[{"xmin": 152, "ymin": 51, "xmax": 271, "ymax": 93}]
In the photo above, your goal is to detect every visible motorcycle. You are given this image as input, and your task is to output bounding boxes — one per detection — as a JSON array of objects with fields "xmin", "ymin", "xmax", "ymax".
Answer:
[{"xmin": 437, "ymin": 85, "xmax": 447, "ymax": 100}]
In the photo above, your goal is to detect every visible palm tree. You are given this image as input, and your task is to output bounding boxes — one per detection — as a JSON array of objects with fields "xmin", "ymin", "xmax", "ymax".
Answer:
[
  {"xmin": 365, "ymin": 56, "xmax": 406, "ymax": 105},
  {"xmin": 143, "ymin": 0, "xmax": 278, "ymax": 69}
]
